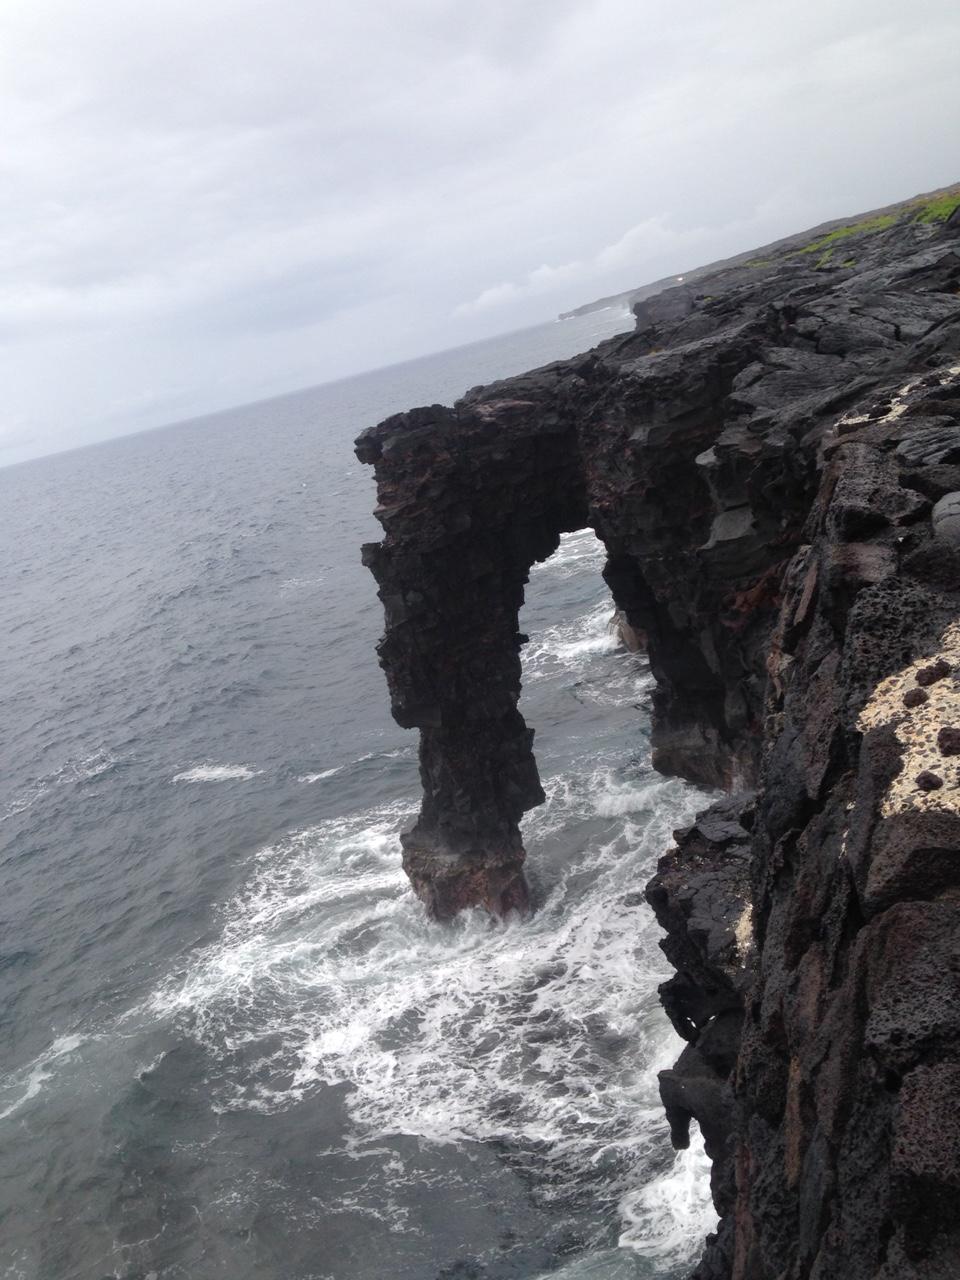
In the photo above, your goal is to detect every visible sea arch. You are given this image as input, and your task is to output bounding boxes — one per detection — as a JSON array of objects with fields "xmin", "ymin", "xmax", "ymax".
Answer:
[{"xmin": 355, "ymin": 387, "xmax": 594, "ymax": 919}]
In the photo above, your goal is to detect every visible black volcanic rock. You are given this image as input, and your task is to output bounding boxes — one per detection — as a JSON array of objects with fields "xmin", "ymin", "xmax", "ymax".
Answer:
[
  {"xmin": 645, "ymin": 794, "xmax": 754, "ymax": 1272},
  {"xmin": 357, "ymin": 186, "xmax": 960, "ymax": 1276}
]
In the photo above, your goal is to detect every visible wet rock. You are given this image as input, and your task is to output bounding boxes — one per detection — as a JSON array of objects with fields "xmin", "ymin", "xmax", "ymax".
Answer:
[
  {"xmin": 611, "ymin": 608, "xmax": 645, "ymax": 652},
  {"xmin": 645, "ymin": 793, "xmax": 755, "ymax": 1040},
  {"xmin": 645, "ymin": 794, "xmax": 754, "ymax": 1254}
]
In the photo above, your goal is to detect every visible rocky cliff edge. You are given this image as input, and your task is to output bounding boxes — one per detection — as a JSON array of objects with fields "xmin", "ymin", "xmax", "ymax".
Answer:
[{"xmin": 356, "ymin": 186, "xmax": 960, "ymax": 1277}]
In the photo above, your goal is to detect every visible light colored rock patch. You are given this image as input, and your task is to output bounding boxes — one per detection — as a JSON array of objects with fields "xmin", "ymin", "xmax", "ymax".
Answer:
[
  {"xmin": 735, "ymin": 902, "xmax": 754, "ymax": 965},
  {"xmin": 838, "ymin": 800, "xmax": 855, "ymax": 861},
  {"xmin": 837, "ymin": 361, "xmax": 960, "ymax": 432},
  {"xmin": 857, "ymin": 621, "xmax": 960, "ymax": 816},
  {"xmin": 838, "ymin": 374, "xmax": 922, "ymax": 431}
]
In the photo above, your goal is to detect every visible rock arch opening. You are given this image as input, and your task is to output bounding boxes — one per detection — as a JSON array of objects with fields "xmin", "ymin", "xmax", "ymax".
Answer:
[{"xmin": 513, "ymin": 526, "xmax": 660, "ymax": 887}]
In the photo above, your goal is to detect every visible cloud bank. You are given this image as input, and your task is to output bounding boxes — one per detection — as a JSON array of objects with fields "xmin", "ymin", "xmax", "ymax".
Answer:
[{"xmin": 0, "ymin": 0, "xmax": 958, "ymax": 463}]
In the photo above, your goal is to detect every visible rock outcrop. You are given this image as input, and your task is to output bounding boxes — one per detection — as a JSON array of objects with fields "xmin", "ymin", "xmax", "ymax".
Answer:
[
  {"xmin": 357, "ymin": 187, "xmax": 960, "ymax": 1275},
  {"xmin": 355, "ymin": 387, "xmax": 589, "ymax": 917}
]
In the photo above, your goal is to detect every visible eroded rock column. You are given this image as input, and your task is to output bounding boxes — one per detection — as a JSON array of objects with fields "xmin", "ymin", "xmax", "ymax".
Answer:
[{"xmin": 356, "ymin": 386, "xmax": 587, "ymax": 919}]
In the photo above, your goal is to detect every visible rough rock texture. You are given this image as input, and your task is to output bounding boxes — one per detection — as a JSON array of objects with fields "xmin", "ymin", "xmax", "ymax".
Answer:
[
  {"xmin": 645, "ymin": 793, "xmax": 755, "ymax": 1278},
  {"xmin": 355, "ymin": 390, "xmax": 588, "ymax": 916},
  {"xmin": 358, "ymin": 189, "xmax": 960, "ymax": 1274}
]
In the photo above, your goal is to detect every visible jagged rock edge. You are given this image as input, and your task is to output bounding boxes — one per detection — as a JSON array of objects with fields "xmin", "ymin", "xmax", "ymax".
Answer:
[{"xmin": 357, "ymin": 196, "xmax": 960, "ymax": 1277}]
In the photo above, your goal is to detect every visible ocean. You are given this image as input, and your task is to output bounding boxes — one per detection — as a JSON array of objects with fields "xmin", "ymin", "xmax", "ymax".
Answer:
[{"xmin": 0, "ymin": 309, "xmax": 717, "ymax": 1280}]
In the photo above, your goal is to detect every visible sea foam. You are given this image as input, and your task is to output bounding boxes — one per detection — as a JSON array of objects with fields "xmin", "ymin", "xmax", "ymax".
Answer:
[
  {"xmin": 147, "ymin": 764, "xmax": 711, "ymax": 1263},
  {"xmin": 172, "ymin": 764, "xmax": 261, "ymax": 783}
]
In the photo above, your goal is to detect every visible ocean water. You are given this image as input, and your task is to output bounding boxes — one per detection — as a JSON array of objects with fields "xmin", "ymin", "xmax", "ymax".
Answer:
[{"xmin": 0, "ymin": 310, "xmax": 717, "ymax": 1280}]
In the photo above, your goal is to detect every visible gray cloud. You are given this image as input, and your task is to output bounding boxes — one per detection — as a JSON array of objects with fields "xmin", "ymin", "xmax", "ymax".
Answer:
[{"xmin": 0, "ymin": 0, "xmax": 958, "ymax": 464}]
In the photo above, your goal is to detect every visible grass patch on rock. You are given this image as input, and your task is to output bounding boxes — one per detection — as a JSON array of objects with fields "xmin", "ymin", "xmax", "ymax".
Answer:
[
  {"xmin": 797, "ymin": 213, "xmax": 897, "ymax": 256},
  {"xmin": 911, "ymin": 190, "xmax": 960, "ymax": 223}
]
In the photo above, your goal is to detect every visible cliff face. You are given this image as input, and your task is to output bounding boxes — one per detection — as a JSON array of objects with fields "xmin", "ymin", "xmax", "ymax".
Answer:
[{"xmin": 357, "ymin": 191, "xmax": 960, "ymax": 1276}]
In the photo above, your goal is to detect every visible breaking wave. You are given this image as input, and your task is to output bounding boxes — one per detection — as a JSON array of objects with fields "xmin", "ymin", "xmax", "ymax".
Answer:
[
  {"xmin": 148, "ymin": 756, "xmax": 715, "ymax": 1267},
  {"xmin": 0, "ymin": 1034, "xmax": 88, "ymax": 1121},
  {"xmin": 524, "ymin": 600, "xmax": 627, "ymax": 678},
  {"xmin": 172, "ymin": 763, "xmax": 261, "ymax": 783},
  {"xmin": 534, "ymin": 528, "xmax": 608, "ymax": 580},
  {"xmin": 1, "ymin": 749, "xmax": 116, "ymax": 825}
]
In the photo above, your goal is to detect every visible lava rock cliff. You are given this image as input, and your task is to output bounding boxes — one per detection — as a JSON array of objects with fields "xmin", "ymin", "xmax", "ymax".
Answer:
[{"xmin": 357, "ymin": 189, "xmax": 960, "ymax": 1277}]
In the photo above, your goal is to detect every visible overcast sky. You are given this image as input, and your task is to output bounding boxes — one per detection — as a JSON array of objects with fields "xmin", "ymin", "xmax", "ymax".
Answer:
[{"xmin": 1, "ymin": 0, "xmax": 958, "ymax": 465}]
